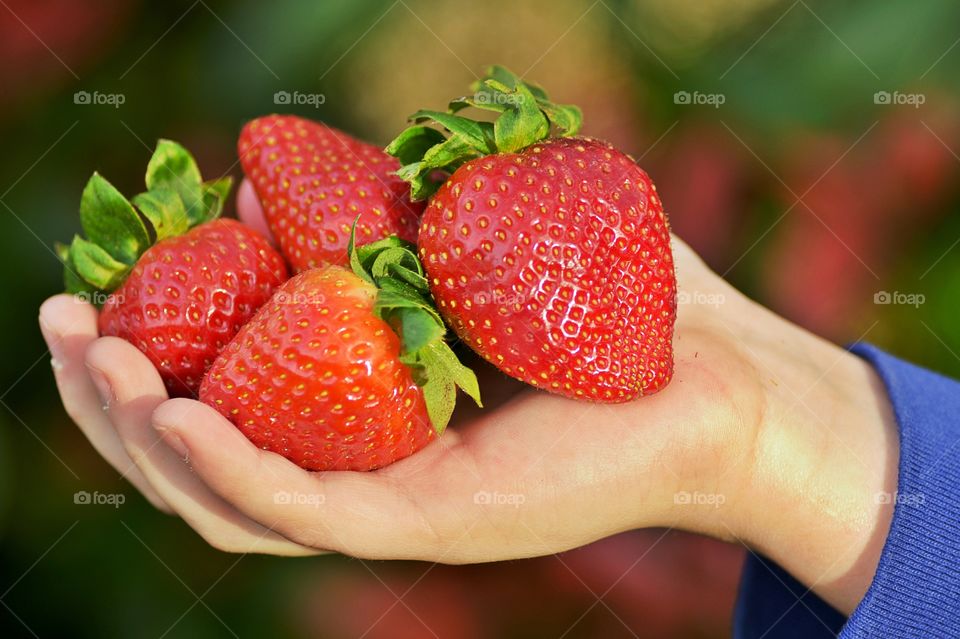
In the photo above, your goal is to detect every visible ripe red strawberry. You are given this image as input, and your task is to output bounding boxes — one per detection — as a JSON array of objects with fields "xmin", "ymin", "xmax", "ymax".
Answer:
[
  {"xmin": 200, "ymin": 234, "xmax": 480, "ymax": 471},
  {"xmin": 60, "ymin": 140, "xmax": 288, "ymax": 397},
  {"xmin": 99, "ymin": 219, "xmax": 287, "ymax": 396},
  {"xmin": 387, "ymin": 66, "xmax": 677, "ymax": 402},
  {"xmin": 238, "ymin": 115, "xmax": 424, "ymax": 272}
]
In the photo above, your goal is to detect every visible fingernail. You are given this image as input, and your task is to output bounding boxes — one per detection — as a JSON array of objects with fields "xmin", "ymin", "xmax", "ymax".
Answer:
[
  {"xmin": 85, "ymin": 364, "xmax": 115, "ymax": 408},
  {"xmin": 39, "ymin": 316, "xmax": 64, "ymax": 366},
  {"xmin": 155, "ymin": 425, "xmax": 189, "ymax": 460}
]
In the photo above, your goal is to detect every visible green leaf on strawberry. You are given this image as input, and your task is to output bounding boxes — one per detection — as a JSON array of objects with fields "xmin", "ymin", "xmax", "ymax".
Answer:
[
  {"xmin": 490, "ymin": 80, "xmax": 549, "ymax": 153},
  {"xmin": 393, "ymin": 306, "xmax": 447, "ymax": 356},
  {"xmin": 347, "ymin": 220, "xmax": 481, "ymax": 434},
  {"xmin": 62, "ymin": 139, "xmax": 234, "ymax": 301},
  {"xmin": 131, "ymin": 188, "xmax": 189, "ymax": 240},
  {"xmin": 389, "ymin": 64, "xmax": 582, "ymax": 199},
  {"xmin": 418, "ymin": 340, "xmax": 483, "ymax": 434},
  {"xmin": 79, "ymin": 173, "xmax": 150, "ymax": 265},
  {"xmin": 57, "ymin": 240, "xmax": 103, "ymax": 298},
  {"xmin": 201, "ymin": 175, "xmax": 234, "ymax": 223},
  {"xmin": 145, "ymin": 139, "xmax": 206, "ymax": 225},
  {"xmin": 385, "ymin": 125, "xmax": 447, "ymax": 166},
  {"xmin": 65, "ymin": 235, "xmax": 131, "ymax": 291},
  {"xmin": 408, "ymin": 110, "xmax": 495, "ymax": 153}
]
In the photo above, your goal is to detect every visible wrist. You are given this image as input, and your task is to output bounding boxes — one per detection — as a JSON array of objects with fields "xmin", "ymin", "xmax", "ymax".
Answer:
[{"xmin": 730, "ymin": 304, "xmax": 898, "ymax": 614}]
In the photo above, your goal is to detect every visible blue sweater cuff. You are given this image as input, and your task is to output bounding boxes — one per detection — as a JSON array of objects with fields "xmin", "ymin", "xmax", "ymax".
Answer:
[{"xmin": 734, "ymin": 343, "xmax": 960, "ymax": 638}]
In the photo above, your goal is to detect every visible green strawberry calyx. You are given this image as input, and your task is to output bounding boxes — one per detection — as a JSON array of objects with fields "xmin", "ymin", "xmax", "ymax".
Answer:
[
  {"xmin": 58, "ymin": 140, "xmax": 233, "ymax": 302},
  {"xmin": 347, "ymin": 222, "xmax": 482, "ymax": 435},
  {"xmin": 386, "ymin": 64, "xmax": 582, "ymax": 200}
]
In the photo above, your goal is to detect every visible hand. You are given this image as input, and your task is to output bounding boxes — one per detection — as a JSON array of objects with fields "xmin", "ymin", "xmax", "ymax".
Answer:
[{"xmin": 40, "ymin": 181, "xmax": 898, "ymax": 613}]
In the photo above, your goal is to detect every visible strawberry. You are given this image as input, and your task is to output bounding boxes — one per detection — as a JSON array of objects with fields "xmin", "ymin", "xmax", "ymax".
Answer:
[
  {"xmin": 59, "ymin": 141, "xmax": 288, "ymax": 397},
  {"xmin": 238, "ymin": 115, "xmax": 424, "ymax": 272},
  {"xmin": 199, "ymin": 231, "xmax": 480, "ymax": 471},
  {"xmin": 387, "ymin": 66, "xmax": 677, "ymax": 402}
]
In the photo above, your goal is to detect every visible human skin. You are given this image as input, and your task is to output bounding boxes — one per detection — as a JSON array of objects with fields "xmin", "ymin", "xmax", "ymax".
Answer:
[{"xmin": 38, "ymin": 180, "xmax": 898, "ymax": 615}]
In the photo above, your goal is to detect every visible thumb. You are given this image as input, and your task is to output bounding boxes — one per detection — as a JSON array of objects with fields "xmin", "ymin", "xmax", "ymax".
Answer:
[{"xmin": 236, "ymin": 178, "xmax": 275, "ymax": 245}]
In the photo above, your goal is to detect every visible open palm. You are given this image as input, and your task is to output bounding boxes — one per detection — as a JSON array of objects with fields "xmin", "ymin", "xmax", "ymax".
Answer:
[{"xmin": 39, "ymin": 180, "xmax": 761, "ymax": 560}]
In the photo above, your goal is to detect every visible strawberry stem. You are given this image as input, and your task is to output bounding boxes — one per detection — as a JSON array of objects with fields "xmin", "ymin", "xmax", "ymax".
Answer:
[
  {"xmin": 347, "ymin": 221, "xmax": 482, "ymax": 434},
  {"xmin": 386, "ymin": 65, "xmax": 582, "ymax": 200},
  {"xmin": 61, "ymin": 140, "xmax": 233, "ymax": 301}
]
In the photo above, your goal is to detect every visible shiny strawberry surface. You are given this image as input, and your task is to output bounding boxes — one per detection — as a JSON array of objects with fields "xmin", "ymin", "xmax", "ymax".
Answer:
[
  {"xmin": 99, "ymin": 219, "xmax": 288, "ymax": 397},
  {"xmin": 239, "ymin": 115, "xmax": 423, "ymax": 271},
  {"xmin": 200, "ymin": 267, "xmax": 435, "ymax": 471},
  {"xmin": 419, "ymin": 137, "xmax": 676, "ymax": 402}
]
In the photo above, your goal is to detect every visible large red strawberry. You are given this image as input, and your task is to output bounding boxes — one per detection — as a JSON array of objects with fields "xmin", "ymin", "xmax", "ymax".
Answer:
[
  {"xmin": 60, "ymin": 140, "xmax": 288, "ymax": 397},
  {"xmin": 387, "ymin": 66, "xmax": 677, "ymax": 402},
  {"xmin": 238, "ymin": 115, "xmax": 424, "ymax": 272},
  {"xmin": 200, "ymin": 233, "xmax": 480, "ymax": 471}
]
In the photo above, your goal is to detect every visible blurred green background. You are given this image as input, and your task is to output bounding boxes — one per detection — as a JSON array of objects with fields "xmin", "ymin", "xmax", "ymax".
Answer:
[{"xmin": 2, "ymin": 0, "xmax": 959, "ymax": 637}]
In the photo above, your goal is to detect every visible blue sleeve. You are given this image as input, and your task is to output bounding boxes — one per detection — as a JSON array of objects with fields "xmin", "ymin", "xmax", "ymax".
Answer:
[{"xmin": 733, "ymin": 343, "xmax": 960, "ymax": 638}]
